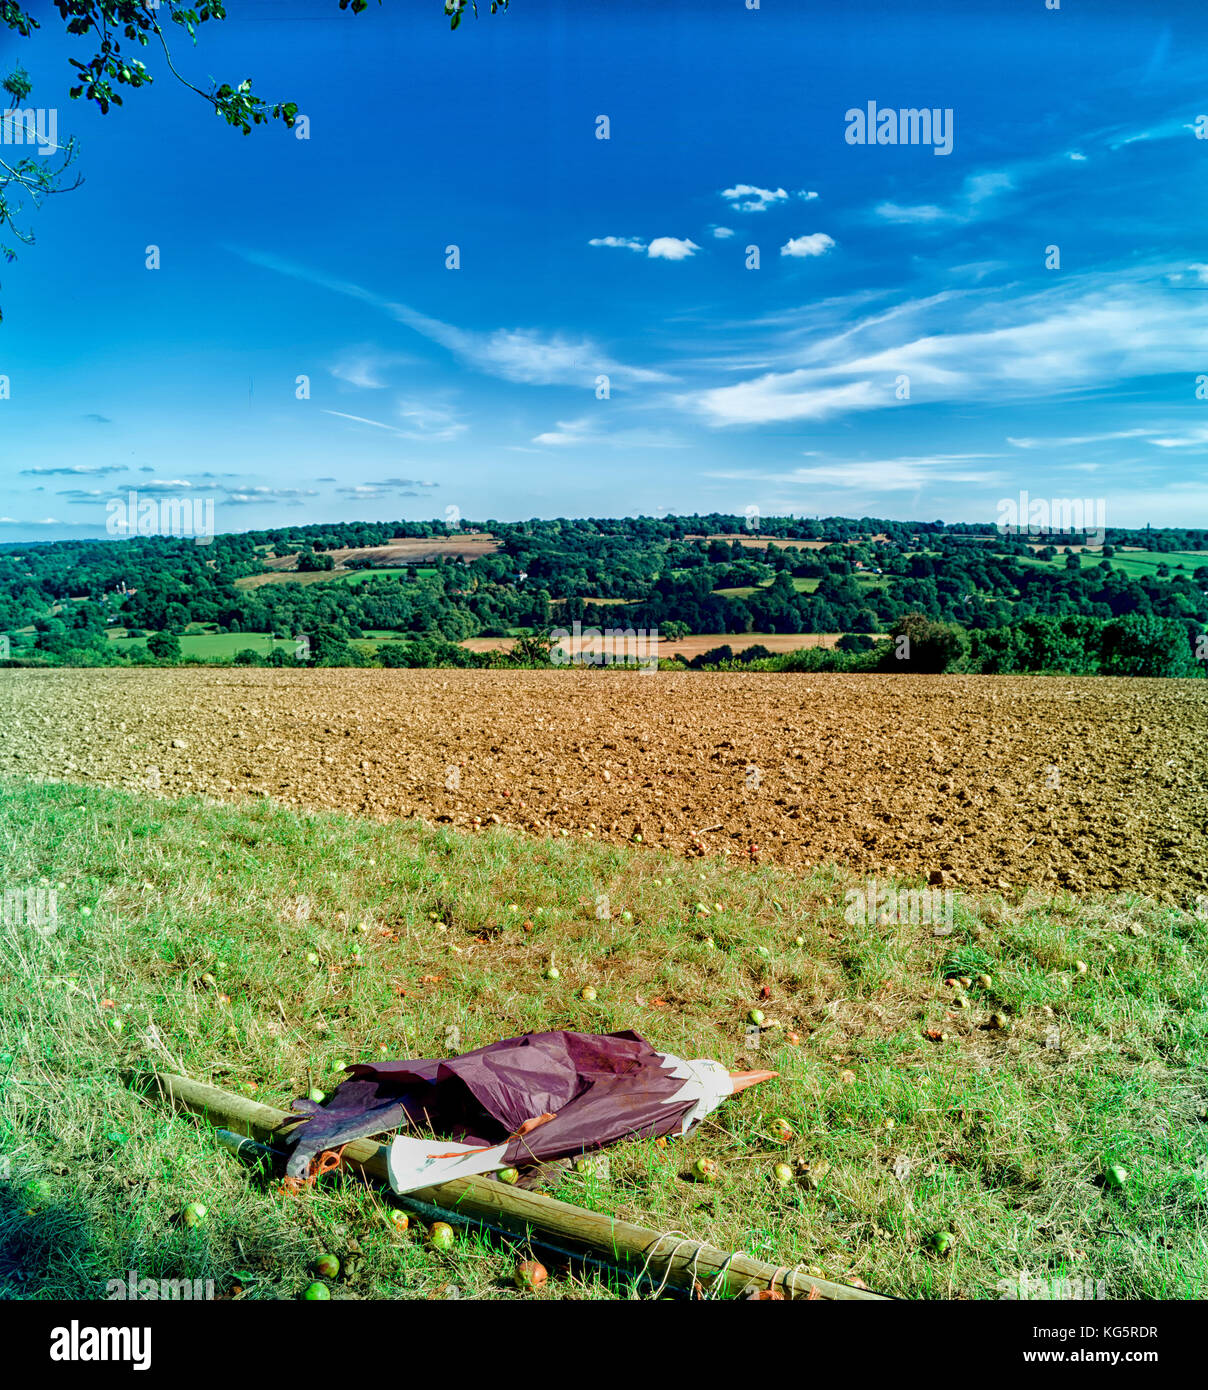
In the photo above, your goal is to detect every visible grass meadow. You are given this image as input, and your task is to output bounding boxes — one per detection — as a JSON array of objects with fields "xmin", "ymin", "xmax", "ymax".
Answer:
[{"xmin": 1, "ymin": 778, "xmax": 1205, "ymax": 1300}]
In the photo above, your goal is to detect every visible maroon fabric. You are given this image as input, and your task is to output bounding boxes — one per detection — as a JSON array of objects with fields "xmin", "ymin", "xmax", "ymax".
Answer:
[{"xmin": 281, "ymin": 1029, "xmax": 692, "ymax": 1178}]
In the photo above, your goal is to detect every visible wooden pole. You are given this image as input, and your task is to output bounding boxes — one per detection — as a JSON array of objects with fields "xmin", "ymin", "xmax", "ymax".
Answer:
[{"xmin": 133, "ymin": 1070, "xmax": 888, "ymax": 1302}]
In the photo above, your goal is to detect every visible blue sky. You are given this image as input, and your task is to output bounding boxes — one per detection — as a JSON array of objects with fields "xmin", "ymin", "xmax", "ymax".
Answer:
[{"xmin": 3, "ymin": 0, "xmax": 1208, "ymax": 539}]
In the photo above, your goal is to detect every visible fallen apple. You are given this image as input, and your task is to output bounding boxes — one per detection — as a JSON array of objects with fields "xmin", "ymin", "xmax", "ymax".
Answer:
[
  {"xmin": 514, "ymin": 1259, "xmax": 548, "ymax": 1291},
  {"xmin": 574, "ymin": 1153, "xmax": 610, "ymax": 1181},
  {"xmin": 497, "ymin": 1167, "xmax": 520, "ymax": 1185},
  {"xmin": 428, "ymin": 1221, "xmax": 456, "ymax": 1251},
  {"xmin": 691, "ymin": 1156, "xmax": 717, "ymax": 1180},
  {"xmin": 579, "ymin": 986, "xmax": 597, "ymax": 1002},
  {"xmin": 772, "ymin": 1161, "xmax": 794, "ymax": 1187},
  {"xmin": 302, "ymin": 1281, "xmax": 330, "ymax": 1301},
  {"xmin": 308, "ymin": 1088, "xmax": 325, "ymax": 1104},
  {"xmin": 747, "ymin": 1008, "xmax": 765, "ymax": 1026},
  {"xmin": 1074, "ymin": 960, "xmax": 1088, "ymax": 975},
  {"xmin": 786, "ymin": 1030, "xmax": 801, "ymax": 1045},
  {"xmin": 384, "ymin": 1210, "xmax": 410, "ymax": 1233},
  {"xmin": 977, "ymin": 973, "xmax": 993, "ymax": 989},
  {"xmin": 1104, "ymin": 1162, "xmax": 1129, "ymax": 1189},
  {"xmin": 313, "ymin": 1253, "xmax": 340, "ymax": 1279},
  {"xmin": 182, "ymin": 1202, "xmax": 207, "ymax": 1228},
  {"xmin": 930, "ymin": 1231, "xmax": 954, "ymax": 1256},
  {"xmin": 305, "ymin": 951, "xmax": 319, "ymax": 966},
  {"xmin": 769, "ymin": 1118, "xmax": 794, "ymax": 1144},
  {"xmin": 544, "ymin": 966, "xmax": 560, "ymax": 980},
  {"xmin": 794, "ymin": 935, "xmax": 806, "ymax": 947}
]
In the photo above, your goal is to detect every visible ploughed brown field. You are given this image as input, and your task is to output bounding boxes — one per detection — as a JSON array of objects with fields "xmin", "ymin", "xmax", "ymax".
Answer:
[
  {"xmin": 2, "ymin": 669, "xmax": 1205, "ymax": 901},
  {"xmin": 235, "ymin": 535, "xmax": 500, "ymax": 588},
  {"xmin": 460, "ymin": 632, "xmax": 843, "ymax": 656}
]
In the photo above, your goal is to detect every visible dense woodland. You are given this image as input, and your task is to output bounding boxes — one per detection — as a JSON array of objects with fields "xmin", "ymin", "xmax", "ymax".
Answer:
[{"xmin": 1, "ymin": 514, "xmax": 1205, "ymax": 676}]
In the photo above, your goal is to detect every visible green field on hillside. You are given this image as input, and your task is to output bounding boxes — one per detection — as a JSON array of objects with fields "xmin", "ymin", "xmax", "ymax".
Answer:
[
  {"xmin": 1016, "ymin": 548, "xmax": 1208, "ymax": 581},
  {"xmin": 105, "ymin": 631, "xmax": 298, "ymax": 658},
  {"xmin": 714, "ymin": 574, "xmax": 886, "ymax": 600}
]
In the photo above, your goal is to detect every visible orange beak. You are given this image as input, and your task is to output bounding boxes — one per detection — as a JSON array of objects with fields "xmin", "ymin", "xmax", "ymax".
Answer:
[{"xmin": 728, "ymin": 1069, "xmax": 778, "ymax": 1094}]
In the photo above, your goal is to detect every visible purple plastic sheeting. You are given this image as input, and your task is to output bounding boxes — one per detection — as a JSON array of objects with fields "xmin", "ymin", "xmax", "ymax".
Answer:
[{"xmin": 280, "ymin": 1030, "xmax": 700, "ymax": 1178}]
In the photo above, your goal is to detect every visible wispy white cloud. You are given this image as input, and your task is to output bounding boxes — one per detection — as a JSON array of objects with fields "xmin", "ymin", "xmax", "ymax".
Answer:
[
  {"xmin": 223, "ymin": 487, "xmax": 319, "ymax": 505},
  {"xmin": 330, "ymin": 349, "xmax": 417, "ymax": 389},
  {"xmin": 19, "ymin": 464, "xmax": 124, "ymax": 477},
  {"xmin": 708, "ymin": 454, "xmax": 1002, "ymax": 491},
  {"xmin": 1009, "ymin": 423, "xmax": 1208, "ymax": 451},
  {"xmin": 1007, "ymin": 430, "xmax": 1156, "ymax": 449},
  {"xmin": 1164, "ymin": 263, "xmax": 1208, "ymax": 287},
  {"xmin": 395, "ymin": 399, "xmax": 467, "ymax": 442},
  {"xmin": 876, "ymin": 170, "xmax": 1013, "ymax": 226},
  {"xmin": 678, "ymin": 269, "xmax": 1208, "ymax": 427},
  {"xmin": 531, "ymin": 416, "xmax": 686, "ymax": 449},
  {"xmin": 236, "ymin": 249, "xmax": 669, "ymax": 386},
  {"xmin": 322, "ymin": 410, "xmax": 398, "ymax": 432},
  {"xmin": 333, "ymin": 478, "xmax": 437, "ymax": 499}
]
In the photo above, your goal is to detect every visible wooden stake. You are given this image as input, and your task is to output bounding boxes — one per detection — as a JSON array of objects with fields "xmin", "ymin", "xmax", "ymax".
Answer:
[{"xmin": 133, "ymin": 1070, "xmax": 887, "ymax": 1301}]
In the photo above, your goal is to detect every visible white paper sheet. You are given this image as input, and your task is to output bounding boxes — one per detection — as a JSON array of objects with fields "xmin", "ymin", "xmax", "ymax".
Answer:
[{"xmin": 387, "ymin": 1135, "xmax": 511, "ymax": 1194}]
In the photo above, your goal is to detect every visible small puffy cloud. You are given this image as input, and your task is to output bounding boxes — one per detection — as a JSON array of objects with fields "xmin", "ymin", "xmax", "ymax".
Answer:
[
  {"xmin": 647, "ymin": 236, "xmax": 700, "ymax": 261},
  {"xmin": 722, "ymin": 184, "xmax": 786, "ymax": 212},
  {"xmin": 1069, "ymin": 151, "xmax": 1087, "ymax": 161},
  {"xmin": 720, "ymin": 185, "xmax": 818, "ymax": 212},
  {"xmin": 711, "ymin": 226, "xmax": 735, "ymax": 239},
  {"xmin": 588, "ymin": 236, "xmax": 647, "ymax": 252},
  {"xmin": 590, "ymin": 235, "xmax": 700, "ymax": 261},
  {"xmin": 780, "ymin": 233, "xmax": 836, "ymax": 259}
]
